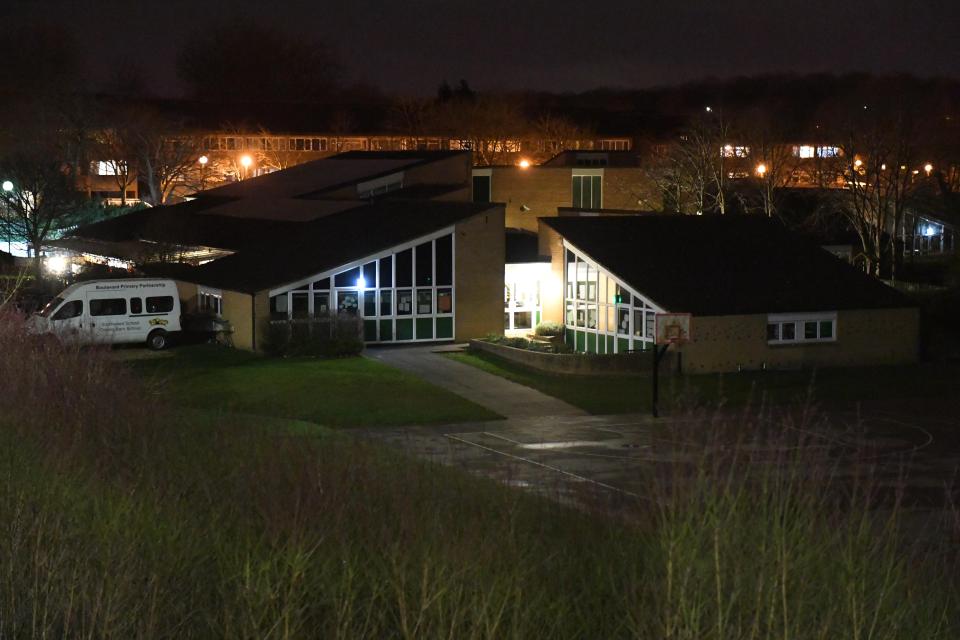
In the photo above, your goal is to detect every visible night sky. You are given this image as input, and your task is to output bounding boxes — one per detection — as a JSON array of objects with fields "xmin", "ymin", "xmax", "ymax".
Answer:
[{"xmin": 4, "ymin": 0, "xmax": 959, "ymax": 96}]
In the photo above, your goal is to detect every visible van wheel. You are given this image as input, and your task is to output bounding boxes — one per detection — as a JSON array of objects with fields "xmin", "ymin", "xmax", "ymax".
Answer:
[{"xmin": 147, "ymin": 329, "xmax": 168, "ymax": 351}]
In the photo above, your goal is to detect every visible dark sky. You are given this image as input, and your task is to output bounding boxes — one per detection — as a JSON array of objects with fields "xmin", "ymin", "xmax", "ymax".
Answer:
[{"xmin": 4, "ymin": 0, "xmax": 959, "ymax": 96}]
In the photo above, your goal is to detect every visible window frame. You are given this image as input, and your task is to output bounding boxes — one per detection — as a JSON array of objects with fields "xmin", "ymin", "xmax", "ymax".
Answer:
[
  {"xmin": 267, "ymin": 227, "xmax": 456, "ymax": 344},
  {"xmin": 766, "ymin": 312, "xmax": 838, "ymax": 345}
]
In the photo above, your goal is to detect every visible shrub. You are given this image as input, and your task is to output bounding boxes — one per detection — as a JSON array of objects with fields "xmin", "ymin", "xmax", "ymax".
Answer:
[
  {"xmin": 262, "ymin": 312, "xmax": 363, "ymax": 358},
  {"xmin": 534, "ymin": 321, "xmax": 564, "ymax": 337}
]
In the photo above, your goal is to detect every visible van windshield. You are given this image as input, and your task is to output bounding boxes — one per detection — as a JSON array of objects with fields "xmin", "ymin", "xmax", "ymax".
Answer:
[{"xmin": 39, "ymin": 297, "xmax": 66, "ymax": 318}]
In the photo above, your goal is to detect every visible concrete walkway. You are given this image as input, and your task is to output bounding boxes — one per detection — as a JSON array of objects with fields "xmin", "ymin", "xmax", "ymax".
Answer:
[{"xmin": 365, "ymin": 344, "xmax": 587, "ymax": 419}]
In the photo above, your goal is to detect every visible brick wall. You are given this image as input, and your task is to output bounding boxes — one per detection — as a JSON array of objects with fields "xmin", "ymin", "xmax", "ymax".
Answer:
[
  {"xmin": 454, "ymin": 205, "xmax": 506, "ymax": 340},
  {"xmin": 539, "ymin": 223, "xmax": 566, "ymax": 325},
  {"xmin": 490, "ymin": 166, "xmax": 662, "ymax": 232},
  {"xmin": 681, "ymin": 308, "xmax": 920, "ymax": 373}
]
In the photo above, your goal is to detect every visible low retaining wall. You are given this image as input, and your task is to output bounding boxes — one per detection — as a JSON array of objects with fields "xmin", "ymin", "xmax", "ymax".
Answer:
[{"xmin": 470, "ymin": 339, "xmax": 664, "ymax": 376}]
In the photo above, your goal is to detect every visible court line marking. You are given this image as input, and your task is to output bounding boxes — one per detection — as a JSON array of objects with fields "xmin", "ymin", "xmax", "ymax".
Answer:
[{"xmin": 443, "ymin": 433, "xmax": 642, "ymax": 498}]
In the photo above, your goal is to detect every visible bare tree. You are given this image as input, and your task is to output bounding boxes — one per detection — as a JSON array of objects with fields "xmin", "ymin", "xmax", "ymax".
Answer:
[
  {"xmin": 92, "ymin": 126, "xmax": 137, "ymax": 206},
  {"xmin": 827, "ymin": 95, "xmax": 922, "ymax": 279},
  {"xmin": 739, "ymin": 109, "xmax": 800, "ymax": 217},
  {"xmin": 432, "ymin": 96, "xmax": 528, "ymax": 165},
  {"xmin": 533, "ymin": 113, "xmax": 594, "ymax": 156},
  {"xmin": 328, "ymin": 111, "xmax": 356, "ymax": 153},
  {"xmin": 687, "ymin": 112, "xmax": 732, "ymax": 214},
  {"xmin": 0, "ymin": 138, "xmax": 82, "ymax": 280},
  {"xmin": 388, "ymin": 97, "xmax": 433, "ymax": 139},
  {"xmin": 255, "ymin": 128, "xmax": 301, "ymax": 173},
  {"xmin": 127, "ymin": 109, "xmax": 204, "ymax": 206}
]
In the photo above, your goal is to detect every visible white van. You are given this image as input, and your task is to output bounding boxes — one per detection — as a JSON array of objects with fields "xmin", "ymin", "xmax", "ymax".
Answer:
[{"xmin": 31, "ymin": 279, "xmax": 182, "ymax": 350}]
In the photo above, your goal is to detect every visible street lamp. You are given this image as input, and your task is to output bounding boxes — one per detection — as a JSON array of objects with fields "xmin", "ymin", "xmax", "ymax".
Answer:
[
  {"xmin": 1, "ymin": 181, "xmax": 11, "ymax": 253},
  {"xmin": 518, "ymin": 158, "xmax": 531, "ymax": 169},
  {"xmin": 240, "ymin": 154, "xmax": 253, "ymax": 179},
  {"xmin": 198, "ymin": 156, "xmax": 209, "ymax": 192},
  {"xmin": 755, "ymin": 163, "xmax": 767, "ymax": 177},
  {"xmin": 924, "ymin": 163, "xmax": 933, "ymax": 175}
]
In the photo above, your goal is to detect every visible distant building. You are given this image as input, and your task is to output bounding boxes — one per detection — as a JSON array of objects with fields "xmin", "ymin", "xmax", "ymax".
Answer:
[{"xmin": 473, "ymin": 151, "xmax": 661, "ymax": 232}]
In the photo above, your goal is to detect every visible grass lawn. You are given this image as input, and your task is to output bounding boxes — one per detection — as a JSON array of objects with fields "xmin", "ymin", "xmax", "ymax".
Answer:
[
  {"xmin": 129, "ymin": 344, "xmax": 500, "ymax": 427},
  {"xmin": 448, "ymin": 350, "xmax": 960, "ymax": 414},
  {"xmin": 1, "ymin": 320, "xmax": 956, "ymax": 638}
]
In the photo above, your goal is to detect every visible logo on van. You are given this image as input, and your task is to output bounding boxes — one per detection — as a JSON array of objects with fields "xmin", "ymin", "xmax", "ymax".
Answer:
[{"xmin": 149, "ymin": 318, "xmax": 169, "ymax": 326}]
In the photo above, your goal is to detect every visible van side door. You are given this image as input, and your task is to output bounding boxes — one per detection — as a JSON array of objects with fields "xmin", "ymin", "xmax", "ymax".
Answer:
[{"xmin": 86, "ymin": 294, "xmax": 129, "ymax": 343}]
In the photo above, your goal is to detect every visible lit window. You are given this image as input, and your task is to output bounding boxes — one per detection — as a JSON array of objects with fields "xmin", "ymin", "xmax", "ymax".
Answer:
[
  {"xmin": 767, "ymin": 314, "xmax": 837, "ymax": 344},
  {"xmin": 795, "ymin": 145, "xmax": 816, "ymax": 158},
  {"xmin": 721, "ymin": 145, "xmax": 750, "ymax": 158},
  {"xmin": 94, "ymin": 161, "xmax": 119, "ymax": 176}
]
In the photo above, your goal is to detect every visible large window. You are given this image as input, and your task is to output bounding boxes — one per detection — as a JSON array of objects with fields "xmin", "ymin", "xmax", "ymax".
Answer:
[
  {"xmin": 564, "ymin": 242, "xmax": 662, "ymax": 354},
  {"xmin": 572, "ymin": 174, "xmax": 602, "ymax": 209},
  {"xmin": 268, "ymin": 231, "xmax": 455, "ymax": 343}
]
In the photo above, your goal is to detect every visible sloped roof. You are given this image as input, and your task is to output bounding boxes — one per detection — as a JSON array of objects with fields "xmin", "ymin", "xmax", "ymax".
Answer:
[
  {"xmin": 189, "ymin": 200, "xmax": 497, "ymax": 293},
  {"xmin": 69, "ymin": 198, "xmax": 305, "ymax": 252},
  {"xmin": 542, "ymin": 215, "xmax": 910, "ymax": 316},
  {"xmin": 201, "ymin": 151, "xmax": 468, "ymax": 200}
]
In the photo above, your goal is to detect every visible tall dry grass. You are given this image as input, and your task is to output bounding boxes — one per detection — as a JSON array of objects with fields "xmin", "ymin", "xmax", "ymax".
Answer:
[{"xmin": 0, "ymin": 308, "xmax": 956, "ymax": 638}]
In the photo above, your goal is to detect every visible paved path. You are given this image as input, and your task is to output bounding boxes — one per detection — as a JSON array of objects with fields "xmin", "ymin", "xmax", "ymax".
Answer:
[
  {"xmin": 363, "ymin": 346, "xmax": 960, "ymax": 517},
  {"xmin": 366, "ymin": 344, "xmax": 587, "ymax": 419}
]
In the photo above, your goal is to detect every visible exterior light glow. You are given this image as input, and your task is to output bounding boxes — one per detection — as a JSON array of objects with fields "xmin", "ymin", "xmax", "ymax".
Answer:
[
  {"xmin": 705, "ymin": 106, "xmax": 713, "ymax": 113},
  {"xmin": 1, "ymin": 180, "xmax": 12, "ymax": 192},
  {"xmin": 198, "ymin": 155, "xmax": 209, "ymax": 166},
  {"xmin": 240, "ymin": 155, "xmax": 253, "ymax": 168},
  {"xmin": 924, "ymin": 163, "xmax": 933, "ymax": 175},
  {"xmin": 881, "ymin": 163, "xmax": 887, "ymax": 170},
  {"xmin": 518, "ymin": 158, "xmax": 531, "ymax": 169},
  {"xmin": 853, "ymin": 158, "xmax": 863, "ymax": 168},
  {"xmin": 356, "ymin": 277, "xmax": 366, "ymax": 289},
  {"xmin": 46, "ymin": 256, "xmax": 67, "ymax": 275},
  {"xmin": 924, "ymin": 225, "xmax": 936, "ymax": 237},
  {"xmin": 755, "ymin": 163, "xmax": 767, "ymax": 176}
]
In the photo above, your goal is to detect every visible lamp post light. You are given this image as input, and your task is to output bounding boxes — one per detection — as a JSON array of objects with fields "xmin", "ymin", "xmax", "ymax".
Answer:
[
  {"xmin": 924, "ymin": 163, "xmax": 933, "ymax": 176},
  {"xmin": 1, "ymin": 180, "xmax": 14, "ymax": 253},
  {"xmin": 198, "ymin": 155, "xmax": 209, "ymax": 191},
  {"xmin": 755, "ymin": 163, "xmax": 767, "ymax": 177},
  {"xmin": 240, "ymin": 154, "xmax": 253, "ymax": 179}
]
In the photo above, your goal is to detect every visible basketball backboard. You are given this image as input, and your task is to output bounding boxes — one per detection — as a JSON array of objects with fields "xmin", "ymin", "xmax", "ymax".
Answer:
[{"xmin": 655, "ymin": 313, "xmax": 692, "ymax": 345}]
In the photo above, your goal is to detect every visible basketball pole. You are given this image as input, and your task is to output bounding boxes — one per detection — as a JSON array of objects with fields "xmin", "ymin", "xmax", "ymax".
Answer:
[{"xmin": 651, "ymin": 343, "xmax": 670, "ymax": 418}]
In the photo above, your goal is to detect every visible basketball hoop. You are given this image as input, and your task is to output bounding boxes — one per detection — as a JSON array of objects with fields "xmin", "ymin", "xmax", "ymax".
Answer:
[{"xmin": 655, "ymin": 313, "xmax": 692, "ymax": 346}]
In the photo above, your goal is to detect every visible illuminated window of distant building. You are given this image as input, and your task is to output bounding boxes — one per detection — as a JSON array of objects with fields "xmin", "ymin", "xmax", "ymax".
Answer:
[{"xmin": 721, "ymin": 145, "xmax": 750, "ymax": 158}]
